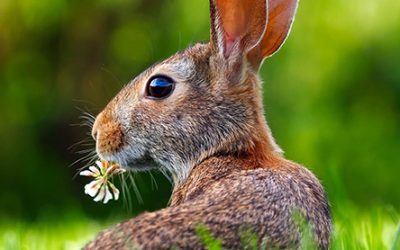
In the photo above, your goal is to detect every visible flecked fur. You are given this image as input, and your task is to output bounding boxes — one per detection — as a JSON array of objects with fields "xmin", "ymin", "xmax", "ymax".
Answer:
[{"xmin": 87, "ymin": 0, "xmax": 332, "ymax": 249}]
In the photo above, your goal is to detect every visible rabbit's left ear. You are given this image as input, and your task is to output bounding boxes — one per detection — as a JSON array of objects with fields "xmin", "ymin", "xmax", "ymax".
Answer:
[{"xmin": 210, "ymin": 0, "xmax": 267, "ymax": 60}]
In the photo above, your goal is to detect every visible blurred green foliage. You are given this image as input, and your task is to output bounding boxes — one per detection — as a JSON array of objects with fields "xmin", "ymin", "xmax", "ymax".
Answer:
[{"xmin": 0, "ymin": 0, "xmax": 399, "ymax": 228}]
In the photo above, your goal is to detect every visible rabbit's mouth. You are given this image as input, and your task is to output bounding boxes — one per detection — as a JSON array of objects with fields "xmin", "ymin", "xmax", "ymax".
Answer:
[
  {"xmin": 124, "ymin": 153, "xmax": 158, "ymax": 171},
  {"xmin": 99, "ymin": 148, "xmax": 158, "ymax": 172},
  {"xmin": 96, "ymin": 136, "xmax": 158, "ymax": 171}
]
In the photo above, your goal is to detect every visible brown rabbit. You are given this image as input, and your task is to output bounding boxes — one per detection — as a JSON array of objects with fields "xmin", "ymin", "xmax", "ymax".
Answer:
[{"xmin": 86, "ymin": 0, "xmax": 332, "ymax": 249}]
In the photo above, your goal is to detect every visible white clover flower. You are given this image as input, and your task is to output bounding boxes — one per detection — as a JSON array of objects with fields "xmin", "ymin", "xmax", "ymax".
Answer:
[{"xmin": 80, "ymin": 160, "xmax": 125, "ymax": 204}]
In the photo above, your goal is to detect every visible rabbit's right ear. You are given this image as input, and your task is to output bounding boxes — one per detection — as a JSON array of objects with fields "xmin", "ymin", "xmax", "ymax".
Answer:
[
  {"xmin": 209, "ymin": 0, "xmax": 267, "ymax": 81},
  {"xmin": 248, "ymin": 0, "xmax": 299, "ymax": 68}
]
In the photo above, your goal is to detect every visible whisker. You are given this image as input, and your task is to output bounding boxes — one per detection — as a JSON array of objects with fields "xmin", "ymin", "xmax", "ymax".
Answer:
[
  {"xmin": 121, "ymin": 173, "xmax": 133, "ymax": 213},
  {"xmin": 69, "ymin": 150, "xmax": 96, "ymax": 167},
  {"xmin": 100, "ymin": 66, "xmax": 123, "ymax": 85},
  {"xmin": 75, "ymin": 148, "xmax": 97, "ymax": 155},
  {"xmin": 149, "ymin": 171, "xmax": 158, "ymax": 190},
  {"xmin": 75, "ymin": 106, "xmax": 96, "ymax": 117},
  {"xmin": 72, "ymin": 152, "xmax": 97, "ymax": 169},
  {"xmin": 128, "ymin": 172, "xmax": 143, "ymax": 204},
  {"xmin": 70, "ymin": 121, "xmax": 94, "ymax": 127},
  {"xmin": 160, "ymin": 168, "xmax": 173, "ymax": 184},
  {"xmin": 68, "ymin": 139, "xmax": 94, "ymax": 151},
  {"xmin": 74, "ymin": 143, "xmax": 95, "ymax": 148},
  {"xmin": 72, "ymin": 154, "xmax": 98, "ymax": 179}
]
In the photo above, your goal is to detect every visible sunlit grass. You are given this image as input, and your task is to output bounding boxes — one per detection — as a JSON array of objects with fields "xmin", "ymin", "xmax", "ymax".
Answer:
[
  {"xmin": 0, "ymin": 215, "xmax": 111, "ymax": 250},
  {"xmin": 332, "ymin": 204, "xmax": 400, "ymax": 250},
  {"xmin": 1, "ymin": 204, "xmax": 399, "ymax": 250}
]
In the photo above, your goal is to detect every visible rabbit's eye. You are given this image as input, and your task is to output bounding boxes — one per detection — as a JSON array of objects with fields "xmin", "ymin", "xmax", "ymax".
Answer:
[{"xmin": 146, "ymin": 76, "xmax": 175, "ymax": 99}]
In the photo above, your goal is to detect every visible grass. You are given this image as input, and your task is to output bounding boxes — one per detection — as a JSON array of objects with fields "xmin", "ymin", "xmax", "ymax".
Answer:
[
  {"xmin": 1, "ymin": 204, "xmax": 399, "ymax": 250},
  {"xmin": 332, "ymin": 204, "xmax": 400, "ymax": 250},
  {"xmin": 0, "ymin": 213, "xmax": 111, "ymax": 250}
]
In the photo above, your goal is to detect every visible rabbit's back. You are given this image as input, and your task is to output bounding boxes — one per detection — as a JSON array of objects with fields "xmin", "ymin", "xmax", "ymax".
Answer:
[
  {"xmin": 170, "ymin": 158, "xmax": 332, "ymax": 248},
  {"xmin": 86, "ymin": 157, "xmax": 331, "ymax": 250}
]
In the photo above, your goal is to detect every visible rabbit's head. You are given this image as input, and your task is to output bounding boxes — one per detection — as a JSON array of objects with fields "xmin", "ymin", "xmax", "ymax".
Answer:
[{"xmin": 92, "ymin": 0, "xmax": 298, "ymax": 183}]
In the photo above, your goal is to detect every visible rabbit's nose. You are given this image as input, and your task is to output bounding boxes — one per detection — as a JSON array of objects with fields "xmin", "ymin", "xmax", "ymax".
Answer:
[
  {"xmin": 92, "ymin": 124, "xmax": 99, "ymax": 141},
  {"xmin": 92, "ymin": 114, "xmax": 102, "ymax": 140},
  {"xmin": 92, "ymin": 126, "xmax": 98, "ymax": 141}
]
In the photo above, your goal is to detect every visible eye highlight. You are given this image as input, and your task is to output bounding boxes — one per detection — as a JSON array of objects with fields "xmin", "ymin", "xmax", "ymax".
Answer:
[{"xmin": 146, "ymin": 76, "xmax": 175, "ymax": 99}]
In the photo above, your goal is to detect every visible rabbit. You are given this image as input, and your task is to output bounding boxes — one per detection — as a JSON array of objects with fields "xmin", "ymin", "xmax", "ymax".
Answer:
[{"xmin": 86, "ymin": 0, "xmax": 332, "ymax": 249}]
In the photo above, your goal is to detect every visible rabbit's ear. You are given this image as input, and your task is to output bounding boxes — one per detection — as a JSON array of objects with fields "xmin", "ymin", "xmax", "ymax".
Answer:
[
  {"xmin": 248, "ymin": 0, "xmax": 299, "ymax": 68},
  {"xmin": 210, "ymin": 0, "xmax": 267, "ymax": 59}
]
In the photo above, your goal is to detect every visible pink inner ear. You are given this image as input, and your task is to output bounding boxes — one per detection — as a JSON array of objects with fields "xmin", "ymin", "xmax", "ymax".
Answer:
[
  {"xmin": 224, "ymin": 32, "xmax": 237, "ymax": 58},
  {"xmin": 214, "ymin": 0, "xmax": 267, "ymax": 59}
]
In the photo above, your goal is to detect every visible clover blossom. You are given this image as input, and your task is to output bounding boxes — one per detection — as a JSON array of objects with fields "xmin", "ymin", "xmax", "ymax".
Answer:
[{"xmin": 80, "ymin": 160, "xmax": 126, "ymax": 204}]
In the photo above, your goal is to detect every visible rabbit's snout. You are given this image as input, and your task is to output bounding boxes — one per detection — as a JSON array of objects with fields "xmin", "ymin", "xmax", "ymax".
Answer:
[
  {"xmin": 91, "ymin": 123, "xmax": 98, "ymax": 141},
  {"xmin": 91, "ymin": 112, "xmax": 103, "ymax": 141},
  {"xmin": 92, "ymin": 111, "xmax": 125, "ymax": 157}
]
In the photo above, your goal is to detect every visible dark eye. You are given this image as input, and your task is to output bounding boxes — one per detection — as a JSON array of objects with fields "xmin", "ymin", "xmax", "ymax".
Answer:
[{"xmin": 146, "ymin": 76, "xmax": 175, "ymax": 99}]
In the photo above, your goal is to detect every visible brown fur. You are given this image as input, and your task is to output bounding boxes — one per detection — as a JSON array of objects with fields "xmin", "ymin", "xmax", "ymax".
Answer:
[
  {"xmin": 92, "ymin": 109, "xmax": 125, "ymax": 156},
  {"xmin": 87, "ymin": 0, "xmax": 332, "ymax": 249},
  {"xmin": 85, "ymin": 155, "xmax": 331, "ymax": 249}
]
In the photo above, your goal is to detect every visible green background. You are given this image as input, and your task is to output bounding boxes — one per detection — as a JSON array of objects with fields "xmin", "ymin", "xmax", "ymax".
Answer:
[{"xmin": 0, "ymin": 0, "xmax": 399, "ymax": 248}]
